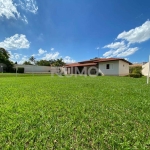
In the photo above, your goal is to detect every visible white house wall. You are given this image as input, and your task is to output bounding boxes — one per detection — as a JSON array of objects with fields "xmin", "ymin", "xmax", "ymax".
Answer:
[
  {"xmin": 98, "ymin": 61, "xmax": 119, "ymax": 76},
  {"xmin": 119, "ymin": 60, "xmax": 129, "ymax": 76},
  {"xmin": 142, "ymin": 62, "xmax": 150, "ymax": 76},
  {"xmin": 14, "ymin": 65, "xmax": 61, "ymax": 73}
]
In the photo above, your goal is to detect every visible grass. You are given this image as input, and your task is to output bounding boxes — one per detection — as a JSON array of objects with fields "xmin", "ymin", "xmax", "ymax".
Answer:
[{"xmin": 0, "ymin": 74, "xmax": 150, "ymax": 149}]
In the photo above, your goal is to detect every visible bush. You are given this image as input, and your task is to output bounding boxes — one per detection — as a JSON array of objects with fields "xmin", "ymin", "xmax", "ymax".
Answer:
[
  {"xmin": 129, "ymin": 73, "xmax": 142, "ymax": 78},
  {"xmin": 97, "ymin": 72, "xmax": 102, "ymax": 76},
  {"xmin": 17, "ymin": 68, "xmax": 24, "ymax": 73},
  {"xmin": 129, "ymin": 66, "xmax": 142, "ymax": 73},
  {"xmin": 129, "ymin": 65, "xmax": 142, "ymax": 78}
]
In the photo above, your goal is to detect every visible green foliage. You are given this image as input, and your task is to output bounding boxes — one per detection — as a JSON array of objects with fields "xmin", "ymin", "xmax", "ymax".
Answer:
[
  {"xmin": 23, "ymin": 61, "xmax": 32, "ymax": 65},
  {"xmin": 98, "ymin": 72, "xmax": 102, "ymax": 76},
  {"xmin": 36, "ymin": 58, "xmax": 65, "ymax": 67},
  {"xmin": 129, "ymin": 66, "xmax": 142, "ymax": 78},
  {"xmin": 129, "ymin": 73, "xmax": 142, "ymax": 78},
  {"xmin": 52, "ymin": 58, "xmax": 65, "ymax": 67},
  {"xmin": 129, "ymin": 66, "xmax": 142, "ymax": 74},
  {"xmin": 0, "ymin": 76, "xmax": 150, "ymax": 149},
  {"xmin": 17, "ymin": 67, "xmax": 24, "ymax": 73},
  {"xmin": 36, "ymin": 60, "xmax": 50, "ymax": 66},
  {"xmin": 0, "ymin": 48, "xmax": 14, "ymax": 72}
]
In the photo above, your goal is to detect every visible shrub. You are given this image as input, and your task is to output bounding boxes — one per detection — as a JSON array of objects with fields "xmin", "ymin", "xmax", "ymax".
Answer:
[
  {"xmin": 129, "ymin": 66, "xmax": 142, "ymax": 73},
  {"xmin": 129, "ymin": 65, "xmax": 142, "ymax": 78},
  {"xmin": 17, "ymin": 68, "xmax": 24, "ymax": 73},
  {"xmin": 97, "ymin": 72, "xmax": 102, "ymax": 76},
  {"xmin": 129, "ymin": 73, "xmax": 142, "ymax": 78}
]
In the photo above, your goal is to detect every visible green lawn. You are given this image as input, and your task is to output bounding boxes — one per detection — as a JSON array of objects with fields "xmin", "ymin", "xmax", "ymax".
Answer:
[{"xmin": 0, "ymin": 75, "xmax": 150, "ymax": 149}]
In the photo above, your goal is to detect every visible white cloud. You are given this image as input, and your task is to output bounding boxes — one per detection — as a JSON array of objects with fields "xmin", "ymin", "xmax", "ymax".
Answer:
[
  {"xmin": 0, "ymin": 0, "xmax": 38, "ymax": 23},
  {"xmin": 117, "ymin": 47, "xmax": 139, "ymax": 57},
  {"xmin": 42, "ymin": 52, "xmax": 60, "ymax": 60},
  {"xmin": 117, "ymin": 20, "xmax": 150, "ymax": 44},
  {"xmin": 18, "ymin": 0, "xmax": 38, "ymax": 14},
  {"xmin": 38, "ymin": 48, "xmax": 47, "ymax": 55},
  {"xmin": 103, "ymin": 50, "xmax": 114, "ymax": 57},
  {"xmin": 0, "ymin": 34, "xmax": 30, "ymax": 50},
  {"xmin": 103, "ymin": 45, "xmax": 138, "ymax": 58},
  {"xmin": 103, "ymin": 20, "xmax": 150, "ymax": 58},
  {"xmin": 22, "ymin": 15, "xmax": 28, "ymax": 24},
  {"xmin": 63, "ymin": 56, "xmax": 76, "ymax": 63},
  {"xmin": 9, "ymin": 51, "xmax": 25, "ymax": 63},
  {"xmin": 103, "ymin": 41, "xmax": 125, "ymax": 49},
  {"xmin": 18, "ymin": 55, "xmax": 28, "ymax": 64},
  {"xmin": 96, "ymin": 47, "xmax": 100, "ymax": 50},
  {"xmin": 51, "ymin": 48, "xmax": 54, "ymax": 51},
  {"xmin": 0, "ymin": 0, "xmax": 20, "ymax": 19}
]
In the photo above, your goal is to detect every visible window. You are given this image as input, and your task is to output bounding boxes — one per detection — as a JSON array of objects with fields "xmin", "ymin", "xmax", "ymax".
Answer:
[{"xmin": 106, "ymin": 64, "xmax": 110, "ymax": 69}]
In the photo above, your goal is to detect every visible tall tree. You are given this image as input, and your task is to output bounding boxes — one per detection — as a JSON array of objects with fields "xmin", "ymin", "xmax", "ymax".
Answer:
[
  {"xmin": 0, "ymin": 48, "xmax": 13, "ymax": 72},
  {"xmin": 29, "ymin": 56, "xmax": 36, "ymax": 65},
  {"xmin": 0, "ymin": 48, "xmax": 10, "ymax": 61}
]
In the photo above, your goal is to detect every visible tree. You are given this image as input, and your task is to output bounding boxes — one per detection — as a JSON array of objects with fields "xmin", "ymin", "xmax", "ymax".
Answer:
[
  {"xmin": 52, "ymin": 58, "xmax": 65, "ymax": 67},
  {"xmin": 36, "ymin": 60, "xmax": 50, "ymax": 66},
  {"xmin": 23, "ymin": 61, "xmax": 32, "ymax": 65},
  {"xmin": 0, "ymin": 48, "xmax": 10, "ymax": 61},
  {"xmin": 29, "ymin": 56, "xmax": 36, "ymax": 65},
  {"xmin": 0, "ymin": 48, "xmax": 13, "ymax": 72},
  {"xmin": 36, "ymin": 59, "xmax": 65, "ymax": 67}
]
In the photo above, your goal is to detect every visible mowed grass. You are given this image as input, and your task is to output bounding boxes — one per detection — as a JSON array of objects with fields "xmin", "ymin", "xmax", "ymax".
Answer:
[{"xmin": 0, "ymin": 75, "xmax": 150, "ymax": 149}]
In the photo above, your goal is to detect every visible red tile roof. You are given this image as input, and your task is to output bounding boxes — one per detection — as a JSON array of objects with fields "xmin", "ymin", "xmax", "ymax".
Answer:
[
  {"xmin": 65, "ymin": 58, "xmax": 132, "ymax": 67},
  {"xmin": 65, "ymin": 62, "xmax": 97, "ymax": 67},
  {"xmin": 93, "ymin": 58, "xmax": 132, "ymax": 64}
]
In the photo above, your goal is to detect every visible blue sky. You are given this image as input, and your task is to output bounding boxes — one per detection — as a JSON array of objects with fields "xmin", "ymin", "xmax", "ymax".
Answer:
[{"xmin": 0, "ymin": 0, "xmax": 150, "ymax": 64}]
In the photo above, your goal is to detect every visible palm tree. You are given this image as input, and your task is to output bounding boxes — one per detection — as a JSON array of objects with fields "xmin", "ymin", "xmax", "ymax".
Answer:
[
  {"xmin": 29, "ymin": 56, "xmax": 36, "ymax": 75},
  {"xmin": 29, "ymin": 56, "xmax": 36, "ymax": 65}
]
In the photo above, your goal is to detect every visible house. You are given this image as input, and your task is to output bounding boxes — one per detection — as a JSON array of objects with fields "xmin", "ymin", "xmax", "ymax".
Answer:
[
  {"xmin": 142, "ymin": 62, "xmax": 150, "ymax": 76},
  {"xmin": 64, "ymin": 58, "xmax": 132, "ymax": 76}
]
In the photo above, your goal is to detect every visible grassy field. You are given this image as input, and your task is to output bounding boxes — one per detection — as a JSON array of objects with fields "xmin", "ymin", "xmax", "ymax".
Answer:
[{"xmin": 0, "ymin": 74, "xmax": 150, "ymax": 149}]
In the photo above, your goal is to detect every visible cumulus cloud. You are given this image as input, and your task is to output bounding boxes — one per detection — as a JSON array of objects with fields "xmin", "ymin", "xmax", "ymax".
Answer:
[
  {"xmin": 42, "ymin": 52, "xmax": 60, "ymax": 60},
  {"xmin": 9, "ymin": 51, "xmax": 24, "ymax": 63},
  {"xmin": 103, "ymin": 20, "xmax": 150, "ymax": 58},
  {"xmin": 0, "ymin": 0, "xmax": 38, "ymax": 23},
  {"xmin": 0, "ymin": 34, "xmax": 30, "ymax": 50},
  {"xmin": 51, "ymin": 48, "xmax": 54, "ymax": 51},
  {"xmin": 63, "ymin": 56, "xmax": 76, "ymax": 63},
  {"xmin": 117, "ymin": 20, "xmax": 150, "ymax": 44},
  {"xmin": 0, "ymin": 0, "xmax": 20, "ymax": 19},
  {"xmin": 38, "ymin": 48, "xmax": 47, "ymax": 55},
  {"xmin": 10, "ymin": 52, "xmax": 21, "ymax": 60},
  {"xmin": 17, "ymin": 55, "xmax": 28, "ymax": 64}
]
